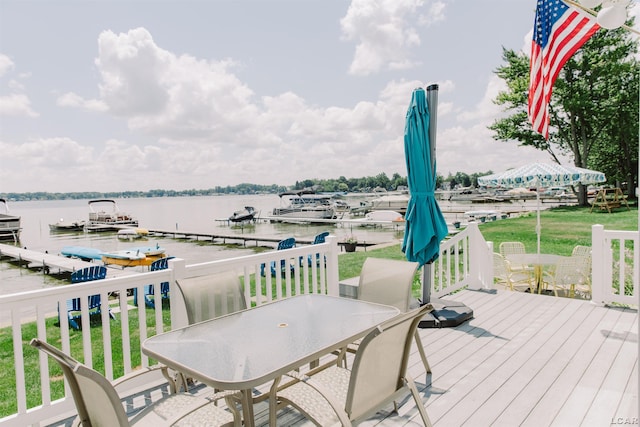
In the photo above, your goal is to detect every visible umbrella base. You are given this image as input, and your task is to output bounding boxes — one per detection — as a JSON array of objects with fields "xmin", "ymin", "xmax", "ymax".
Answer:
[{"xmin": 418, "ymin": 298, "xmax": 473, "ymax": 328}]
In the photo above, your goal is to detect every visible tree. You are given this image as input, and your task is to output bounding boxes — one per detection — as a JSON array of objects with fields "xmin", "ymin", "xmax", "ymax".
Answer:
[{"xmin": 490, "ymin": 24, "xmax": 639, "ymax": 205}]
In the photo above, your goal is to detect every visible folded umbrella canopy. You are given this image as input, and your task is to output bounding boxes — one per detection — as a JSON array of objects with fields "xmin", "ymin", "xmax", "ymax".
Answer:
[
  {"xmin": 402, "ymin": 87, "xmax": 449, "ymax": 267},
  {"xmin": 402, "ymin": 86, "xmax": 472, "ymax": 328},
  {"xmin": 477, "ymin": 162, "xmax": 606, "ymax": 254}
]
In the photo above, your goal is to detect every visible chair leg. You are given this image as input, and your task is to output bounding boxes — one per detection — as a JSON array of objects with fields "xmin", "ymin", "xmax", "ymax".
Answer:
[
  {"xmin": 268, "ymin": 376, "xmax": 282, "ymax": 427},
  {"xmin": 405, "ymin": 375, "xmax": 433, "ymax": 427},
  {"xmin": 413, "ymin": 331, "xmax": 431, "ymax": 373}
]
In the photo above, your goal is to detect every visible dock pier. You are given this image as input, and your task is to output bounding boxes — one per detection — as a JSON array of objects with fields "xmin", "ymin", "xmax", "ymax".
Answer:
[
  {"xmin": 0, "ymin": 226, "xmax": 379, "ymax": 280},
  {"xmin": 0, "ymin": 244, "xmax": 136, "ymax": 278}
]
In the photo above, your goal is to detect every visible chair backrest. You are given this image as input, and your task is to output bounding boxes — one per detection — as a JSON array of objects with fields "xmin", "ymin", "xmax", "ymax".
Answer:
[
  {"xmin": 499, "ymin": 241, "xmax": 526, "ymax": 258},
  {"xmin": 554, "ymin": 256, "xmax": 591, "ymax": 287},
  {"xmin": 71, "ymin": 266, "xmax": 107, "ymax": 283},
  {"xmin": 357, "ymin": 257, "xmax": 419, "ymax": 313},
  {"xmin": 150, "ymin": 256, "xmax": 174, "ymax": 271},
  {"xmin": 312, "ymin": 231, "xmax": 330, "ymax": 244},
  {"xmin": 277, "ymin": 237, "xmax": 296, "ymax": 250},
  {"xmin": 571, "ymin": 245, "xmax": 591, "ymax": 257},
  {"xmin": 175, "ymin": 270, "xmax": 247, "ymax": 324},
  {"xmin": 492, "ymin": 252, "xmax": 510, "ymax": 282},
  {"xmin": 345, "ymin": 304, "xmax": 432, "ymax": 421},
  {"xmin": 30, "ymin": 338, "xmax": 129, "ymax": 426}
]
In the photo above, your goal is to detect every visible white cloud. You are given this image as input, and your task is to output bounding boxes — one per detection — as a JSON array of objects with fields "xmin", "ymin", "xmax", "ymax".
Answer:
[
  {"xmin": 457, "ymin": 75, "xmax": 506, "ymax": 123},
  {"xmin": 419, "ymin": 1, "xmax": 446, "ymax": 26},
  {"xmin": 0, "ymin": 93, "xmax": 38, "ymax": 117},
  {"xmin": 340, "ymin": 0, "xmax": 431, "ymax": 75},
  {"xmin": 57, "ymin": 92, "xmax": 108, "ymax": 112},
  {"xmin": 0, "ymin": 1, "xmax": 576, "ymax": 192},
  {"xmin": 95, "ymin": 28, "xmax": 256, "ymax": 140},
  {"xmin": 0, "ymin": 54, "xmax": 14, "ymax": 77}
]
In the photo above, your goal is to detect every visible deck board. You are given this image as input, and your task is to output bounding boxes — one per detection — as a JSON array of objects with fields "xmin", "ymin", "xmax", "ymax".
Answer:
[
  {"xmin": 258, "ymin": 289, "xmax": 636, "ymax": 426},
  {"xmin": 44, "ymin": 288, "xmax": 638, "ymax": 427},
  {"xmin": 418, "ymin": 290, "xmax": 637, "ymax": 427}
]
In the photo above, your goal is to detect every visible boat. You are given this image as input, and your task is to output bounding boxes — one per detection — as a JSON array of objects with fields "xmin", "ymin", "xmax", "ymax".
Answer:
[
  {"xmin": 353, "ymin": 210, "xmax": 405, "ymax": 227},
  {"xmin": 463, "ymin": 210, "xmax": 506, "ymax": 223},
  {"xmin": 61, "ymin": 246, "xmax": 103, "ymax": 262},
  {"xmin": 359, "ymin": 193, "xmax": 409, "ymax": 215},
  {"xmin": 86, "ymin": 199, "xmax": 138, "ymax": 232},
  {"xmin": 102, "ymin": 245, "xmax": 166, "ymax": 267},
  {"xmin": 270, "ymin": 190, "xmax": 336, "ymax": 222},
  {"xmin": 228, "ymin": 206, "xmax": 258, "ymax": 223},
  {"xmin": 128, "ymin": 244, "xmax": 166, "ymax": 258},
  {"xmin": 332, "ymin": 199, "xmax": 351, "ymax": 212},
  {"xmin": 60, "ymin": 244, "xmax": 165, "ymax": 266},
  {"xmin": 0, "ymin": 198, "xmax": 21, "ymax": 241},
  {"xmin": 101, "ymin": 249, "xmax": 148, "ymax": 267},
  {"xmin": 49, "ymin": 219, "xmax": 86, "ymax": 232},
  {"xmin": 117, "ymin": 227, "xmax": 149, "ymax": 240}
]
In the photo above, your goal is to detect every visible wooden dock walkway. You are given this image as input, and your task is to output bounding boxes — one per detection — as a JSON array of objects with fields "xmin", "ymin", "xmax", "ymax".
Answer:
[
  {"xmin": 146, "ymin": 228, "xmax": 318, "ymax": 246},
  {"xmin": 0, "ymin": 244, "xmax": 136, "ymax": 278},
  {"xmin": 145, "ymin": 228, "xmax": 377, "ymax": 251}
]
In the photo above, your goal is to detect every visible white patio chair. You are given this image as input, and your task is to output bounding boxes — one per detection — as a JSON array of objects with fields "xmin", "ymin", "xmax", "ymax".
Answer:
[
  {"xmin": 173, "ymin": 270, "xmax": 248, "ymax": 391},
  {"xmin": 499, "ymin": 241, "xmax": 531, "ymax": 272},
  {"xmin": 175, "ymin": 270, "xmax": 247, "ymax": 324},
  {"xmin": 269, "ymin": 304, "xmax": 434, "ymax": 427},
  {"xmin": 349, "ymin": 257, "xmax": 431, "ymax": 373},
  {"xmin": 542, "ymin": 255, "xmax": 592, "ymax": 298},
  {"xmin": 30, "ymin": 338, "xmax": 241, "ymax": 427},
  {"xmin": 571, "ymin": 245, "xmax": 591, "ymax": 257},
  {"xmin": 493, "ymin": 252, "xmax": 534, "ymax": 292}
]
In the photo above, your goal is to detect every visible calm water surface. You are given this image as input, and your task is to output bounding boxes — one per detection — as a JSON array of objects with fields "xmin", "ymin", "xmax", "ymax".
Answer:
[{"xmin": 1, "ymin": 195, "xmax": 405, "ymax": 294}]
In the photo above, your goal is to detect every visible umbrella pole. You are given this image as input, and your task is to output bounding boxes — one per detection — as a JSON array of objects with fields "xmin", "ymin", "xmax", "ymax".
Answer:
[
  {"xmin": 416, "ymin": 85, "xmax": 473, "ymax": 328},
  {"xmin": 422, "ymin": 84, "xmax": 438, "ymax": 305},
  {"xmin": 422, "ymin": 263, "xmax": 431, "ymax": 304}
]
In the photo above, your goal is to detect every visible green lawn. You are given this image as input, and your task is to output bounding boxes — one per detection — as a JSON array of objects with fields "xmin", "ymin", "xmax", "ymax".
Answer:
[{"xmin": 478, "ymin": 205, "xmax": 637, "ymax": 255}]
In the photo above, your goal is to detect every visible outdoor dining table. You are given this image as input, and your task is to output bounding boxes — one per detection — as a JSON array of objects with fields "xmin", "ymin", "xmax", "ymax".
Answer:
[
  {"xmin": 141, "ymin": 293, "xmax": 400, "ymax": 426},
  {"xmin": 506, "ymin": 253, "xmax": 568, "ymax": 293}
]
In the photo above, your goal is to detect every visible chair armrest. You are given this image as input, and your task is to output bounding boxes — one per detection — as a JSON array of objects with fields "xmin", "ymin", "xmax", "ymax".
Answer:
[{"xmin": 112, "ymin": 364, "xmax": 180, "ymax": 395}]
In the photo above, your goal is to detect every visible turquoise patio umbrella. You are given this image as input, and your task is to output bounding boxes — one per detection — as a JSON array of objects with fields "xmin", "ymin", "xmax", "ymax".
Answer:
[{"xmin": 402, "ymin": 87, "xmax": 448, "ymax": 268}]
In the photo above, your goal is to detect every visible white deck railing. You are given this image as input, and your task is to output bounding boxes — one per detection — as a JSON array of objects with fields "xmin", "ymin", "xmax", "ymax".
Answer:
[
  {"xmin": 1, "ymin": 237, "xmax": 341, "ymax": 426},
  {"xmin": 592, "ymin": 224, "xmax": 640, "ymax": 306},
  {"xmin": 431, "ymin": 222, "xmax": 493, "ymax": 297},
  {"xmin": 1, "ymin": 222, "xmax": 635, "ymax": 426}
]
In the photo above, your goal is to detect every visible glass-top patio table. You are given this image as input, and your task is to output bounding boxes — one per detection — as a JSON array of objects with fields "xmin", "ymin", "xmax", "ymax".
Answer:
[
  {"xmin": 506, "ymin": 253, "xmax": 568, "ymax": 293},
  {"xmin": 142, "ymin": 294, "xmax": 400, "ymax": 426}
]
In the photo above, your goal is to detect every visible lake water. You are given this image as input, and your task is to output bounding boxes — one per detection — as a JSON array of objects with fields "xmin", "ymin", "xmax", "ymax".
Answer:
[
  {"xmin": 1, "ymin": 193, "xmax": 549, "ymax": 296},
  {"xmin": 0, "ymin": 195, "xmax": 408, "ymax": 295}
]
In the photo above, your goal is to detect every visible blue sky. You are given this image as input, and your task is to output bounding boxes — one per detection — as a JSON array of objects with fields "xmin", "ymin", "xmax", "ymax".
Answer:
[{"xmin": 1, "ymin": 0, "xmax": 637, "ymax": 193}]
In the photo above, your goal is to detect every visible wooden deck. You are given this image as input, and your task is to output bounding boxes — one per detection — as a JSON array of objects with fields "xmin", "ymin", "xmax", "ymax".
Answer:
[
  {"xmin": 255, "ymin": 289, "xmax": 637, "ymax": 426},
  {"xmin": 45, "ymin": 288, "xmax": 638, "ymax": 427}
]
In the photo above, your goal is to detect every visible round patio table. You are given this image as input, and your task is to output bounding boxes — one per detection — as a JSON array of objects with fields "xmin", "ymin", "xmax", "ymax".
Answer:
[{"xmin": 506, "ymin": 253, "xmax": 567, "ymax": 293}]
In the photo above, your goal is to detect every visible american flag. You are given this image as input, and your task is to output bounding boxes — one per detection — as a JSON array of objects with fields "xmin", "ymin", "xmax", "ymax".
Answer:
[{"xmin": 528, "ymin": 0, "xmax": 599, "ymax": 139}]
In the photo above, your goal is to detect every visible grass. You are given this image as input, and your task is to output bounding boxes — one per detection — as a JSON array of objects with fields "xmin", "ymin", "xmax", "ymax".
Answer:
[
  {"xmin": 478, "ymin": 205, "xmax": 637, "ymax": 255},
  {"xmin": 1, "ymin": 204, "xmax": 637, "ymax": 417}
]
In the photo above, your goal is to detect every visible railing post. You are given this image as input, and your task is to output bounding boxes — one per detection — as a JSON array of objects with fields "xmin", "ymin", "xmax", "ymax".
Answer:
[
  {"xmin": 325, "ymin": 236, "xmax": 340, "ymax": 296},
  {"xmin": 466, "ymin": 223, "xmax": 492, "ymax": 290},
  {"xmin": 591, "ymin": 224, "xmax": 605, "ymax": 306},
  {"xmin": 168, "ymin": 258, "xmax": 188, "ymax": 328}
]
